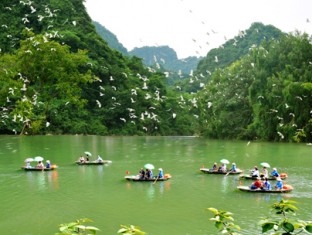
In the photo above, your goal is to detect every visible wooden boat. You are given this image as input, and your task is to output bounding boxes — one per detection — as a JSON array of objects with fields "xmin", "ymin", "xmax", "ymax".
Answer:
[
  {"xmin": 21, "ymin": 166, "xmax": 56, "ymax": 171},
  {"xmin": 239, "ymin": 174, "xmax": 288, "ymax": 180},
  {"xmin": 125, "ymin": 174, "xmax": 172, "ymax": 182},
  {"xmin": 200, "ymin": 168, "xmax": 243, "ymax": 175},
  {"xmin": 75, "ymin": 160, "xmax": 112, "ymax": 165},
  {"xmin": 237, "ymin": 185, "xmax": 293, "ymax": 193}
]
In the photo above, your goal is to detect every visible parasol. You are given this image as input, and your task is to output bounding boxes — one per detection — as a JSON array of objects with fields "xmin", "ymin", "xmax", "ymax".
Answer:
[
  {"xmin": 84, "ymin": 151, "xmax": 92, "ymax": 156},
  {"xmin": 24, "ymin": 158, "xmax": 34, "ymax": 162},
  {"xmin": 33, "ymin": 156, "xmax": 44, "ymax": 162},
  {"xmin": 260, "ymin": 162, "xmax": 270, "ymax": 168},
  {"xmin": 220, "ymin": 159, "xmax": 230, "ymax": 164},
  {"xmin": 144, "ymin": 163, "xmax": 155, "ymax": 170}
]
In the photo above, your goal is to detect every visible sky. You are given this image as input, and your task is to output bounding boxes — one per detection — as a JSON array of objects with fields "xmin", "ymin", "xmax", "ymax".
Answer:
[{"xmin": 84, "ymin": 0, "xmax": 312, "ymax": 59}]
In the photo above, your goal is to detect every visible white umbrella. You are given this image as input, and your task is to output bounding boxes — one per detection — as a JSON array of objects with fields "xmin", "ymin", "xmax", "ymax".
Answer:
[
  {"xmin": 84, "ymin": 151, "xmax": 92, "ymax": 156},
  {"xmin": 24, "ymin": 158, "xmax": 34, "ymax": 162},
  {"xmin": 260, "ymin": 162, "xmax": 270, "ymax": 168},
  {"xmin": 220, "ymin": 159, "xmax": 230, "ymax": 164},
  {"xmin": 144, "ymin": 163, "xmax": 155, "ymax": 170},
  {"xmin": 33, "ymin": 156, "xmax": 44, "ymax": 162}
]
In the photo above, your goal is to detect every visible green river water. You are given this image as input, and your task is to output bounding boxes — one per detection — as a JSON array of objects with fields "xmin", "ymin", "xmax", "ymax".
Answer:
[{"xmin": 0, "ymin": 135, "xmax": 311, "ymax": 235}]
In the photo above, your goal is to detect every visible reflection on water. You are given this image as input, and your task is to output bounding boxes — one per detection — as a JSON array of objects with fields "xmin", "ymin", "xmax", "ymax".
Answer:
[{"xmin": 25, "ymin": 171, "xmax": 59, "ymax": 191}]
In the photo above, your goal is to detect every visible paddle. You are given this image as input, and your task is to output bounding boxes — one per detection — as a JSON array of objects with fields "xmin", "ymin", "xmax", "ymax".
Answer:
[
  {"xmin": 153, "ymin": 176, "xmax": 159, "ymax": 184},
  {"xmin": 225, "ymin": 170, "xmax": 232, "ymax": 177}
]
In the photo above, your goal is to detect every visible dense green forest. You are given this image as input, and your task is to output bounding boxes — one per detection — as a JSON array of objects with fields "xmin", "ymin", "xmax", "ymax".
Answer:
[{"xmin": 0, "ymin": 0, "xmax": 311, "ymax": 142}]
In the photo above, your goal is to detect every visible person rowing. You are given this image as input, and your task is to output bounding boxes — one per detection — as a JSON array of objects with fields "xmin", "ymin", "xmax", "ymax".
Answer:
[{"xmin": 271, "ymin": 168, "xmax": 280, "ymax": 178}]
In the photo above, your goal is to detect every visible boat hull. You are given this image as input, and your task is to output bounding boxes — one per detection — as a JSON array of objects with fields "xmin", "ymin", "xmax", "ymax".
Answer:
[
  {"xmin": 21, "ymin": 167, "xmax": 55, "ymax": 171},
  {"xmin": 237, "ymin": 186, "xmax": 293, "ymax": 193},
  {"xmin": 239, "ymin": 174, "xmax": 287, "ymax": 180},
  {"xmin": 200, "ymin": 168, "xmax": 242, "ymax": 175},
  {"xmin": 125, "ymin": 175, "xmax": 170, "ymax": 182},
  {"xmin": 75, "ymin": 160, "xmax": 112, "ymax": 165}
]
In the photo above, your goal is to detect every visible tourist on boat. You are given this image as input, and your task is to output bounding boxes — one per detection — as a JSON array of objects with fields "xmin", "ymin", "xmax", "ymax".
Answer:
[
  {"xmin": 85, "ymin": 156, "xmax": 90, "ymax": 162},
  {"xmin": 275, "ymin": 178, "xmax": 283, "ymax": 190},
  {"xmin": 46, "ymin": 160, "xmax": 51, "ymax": 168},
  {"xmin": 231, "ymin": 163, "xmax": 237, "ymax": 172},
  {"xmin": 271, "ymin": 168, "xmax": 280, "ymax": 178},
  {"xmin": 212, "ymin": 163, "xmax": 218, "ymax": 171},
  {"xmin": 263, "ymin": 178, "xmax": 271, "ymax": 190},
  {"xmin": 158, "ymin": 168, "xmax": 164, "ymax": 178},
  {"xmin": 79, "ymin": 156, "xmax": 85, "ymax": 163},
  {"xmin": 96, "ymin": 155, "xmax": 103, "ymax": 162},
  {"xmin": 36, "ymin": 161, "xmax": 44, "ymax": 169},
  {"xmin": 146, "ymin": 169, "xmax": 152, "ymax": 179},
  {"xmin": 139, "ymin": 168, "xmax": 145, "ymax": 179},
  {"xmin": 261, "ymin": 166, "xmax": 269, "ymax": 178},
  {"xmin": 25, "ymin": 161, "xmax": 32, "ymax": 168},
  {"xmin": 250, "ymin": 166, "xmax": 259, "ymax": 177},
  {"xmin": 218, "ymin": 163, "xmax": 226, "ymax": 172},
  {"xmin": 250, "ymin": 177, "xmax": 263, "ymax": 189}
]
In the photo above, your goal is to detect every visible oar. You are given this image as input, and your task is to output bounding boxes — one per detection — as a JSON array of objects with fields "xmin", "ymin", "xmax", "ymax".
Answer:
[
  {"xmin": 153, "ymin": 176, "xmax": 159, "ymax": 184},
  {"xmin": 225, "ymin": 170, "xmax": 232, "ymax": 177}
]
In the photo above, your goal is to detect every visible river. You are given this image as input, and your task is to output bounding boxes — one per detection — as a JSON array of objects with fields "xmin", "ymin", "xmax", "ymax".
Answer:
[{"xmin": 0, "ymin": 135, "xmax": 311, "ymax": 234}]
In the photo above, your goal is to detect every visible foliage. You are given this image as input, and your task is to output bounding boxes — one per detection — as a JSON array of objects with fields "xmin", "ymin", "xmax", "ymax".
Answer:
[
  {"xmin": 207, "ymin": 207, "xmax": 241, "ymax": 235},
  {"xmin": 56, "ymin": 218, "xmax": 100, "ymax": 235},
  {"xmin": 117, "ymin": 225, "xmax": 145, "ymax": 235},
  {"xmin": 258, "ymin": 199, "xmax": 312, "ymax": 234}
]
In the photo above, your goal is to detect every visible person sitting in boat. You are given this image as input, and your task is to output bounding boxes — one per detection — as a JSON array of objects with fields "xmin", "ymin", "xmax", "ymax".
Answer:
[
  {"xmin": 139, "ymin": 168, "xmax": 145, "ymax": 179},
  {"xmin": 263, "ymin": 178, "xmax": 271, "ymax": 191},
  {"xmin": 85, "ymin": 156, "xmax": 90, "ymax": 162},
  {"xmin": 46, "ymin": 160, "xmax": 51, "ymax": 169},
  {"xmin": 96, "ymin": 155, "xmax": 103, "ymax": 163},
  {"xmin": 275, "ymin": 178, "xmax": 283, "ymax": 190},
  {"xmin": 231, "ymin": 163, "xmax": 237, "ymax": 172},
  {"xmin": 145, "ymin": 169, "xmax": 152, "ymax": 179},
  {"xmin": 250, "ymin": 177, "xmax": 263, "ymax": 189},
  {"xmin": 79, "ymin": 156, "xmax": 85, "ymax": 163},
  {"xmin": 250, "ymin": 166, "xmax": 259, "ymax": 177},
  {"xmin": 36, "ymin": 161, "xmax": 44, "ymax": 169},
  {"xmin": 158, "ymin": 168, "xmax": 164, "ymax": 178},
  {"xmin": 261, "ymin": 166, "xmax": 269, "ymax": 179},
  {"xmin": 212, "ymin": 163, "xmax": 218, "ymax": 171},
  {"xmin": 25, "ymin": 161, "xmax": 32, "ymax": 168},
  {"xmin": 271, "ymin": 168, "xmax": 280, "ymax": 178},
  {"xmin": 218, "ymin": 163, "xmax": 226, "ymax": 172}
]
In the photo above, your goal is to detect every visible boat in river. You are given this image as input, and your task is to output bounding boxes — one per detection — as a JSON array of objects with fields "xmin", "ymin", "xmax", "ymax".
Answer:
[
  {"xmin": 75, "ymin": 160, "xmax": 112, "ymax": 165},
  {"xmin": 200, "ymin": 168, "xmax": 242, "ymax": 175},
  {"xmin": 239, "ymin": 173, "xmax": 288, "ymax": 180},
  {"xmin": 21, "ymin": 166, "xmax": 57, "ymax": 171},
  {"xmin": 125, "ymin": 174, "xmax": 172, "ymax": 182},
  {"xmin": 237, "ymin": 185, "xmax": 293, "ymax": 193}
]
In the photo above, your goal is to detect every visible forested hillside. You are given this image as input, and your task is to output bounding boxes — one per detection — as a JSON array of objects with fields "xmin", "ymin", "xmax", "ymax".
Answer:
[{"xmin": 0, "ymin": 0, "xmax": 311, "ymax": 142}]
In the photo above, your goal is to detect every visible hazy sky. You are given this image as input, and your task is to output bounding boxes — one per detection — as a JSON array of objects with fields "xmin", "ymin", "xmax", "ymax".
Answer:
[{"xmin": 84, "ymin": 0, "xmax": 312, "ymax": 59}]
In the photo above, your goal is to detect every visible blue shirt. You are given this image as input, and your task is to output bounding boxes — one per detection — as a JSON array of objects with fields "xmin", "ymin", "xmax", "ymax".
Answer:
[
  {"xmin": 271, "ymin": 170, "xmax": 280, "ymax": 177},
  {"xmin": 275, "ymin": 181, "xmax": 283, "ymax": 189},
  {"xmin": 158, "ymin": 170, "xmax": 164, "ymax": 178},
  {"xmin": 264, "ymin": 181, "xmax": 271, "ymax": 190},
  {"xmin": 231, "ymin": 165, "xmax": 236, "ymax": 171}
]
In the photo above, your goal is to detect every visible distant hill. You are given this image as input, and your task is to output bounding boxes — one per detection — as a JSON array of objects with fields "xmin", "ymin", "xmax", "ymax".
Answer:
[
  {"xmin": 92, "ymin": 21, "xmax": 202, "ymax": 81},
  {"xmin": 196, "ymin": 22, "xmax": 284, "ymax": 76},
  {"xmin": 129, "ymin": 46, "xmax": 202, "ymax": 75},
  {"xmin": 93, "ymin": 21, "xmax": 128, "ymax": 56}
]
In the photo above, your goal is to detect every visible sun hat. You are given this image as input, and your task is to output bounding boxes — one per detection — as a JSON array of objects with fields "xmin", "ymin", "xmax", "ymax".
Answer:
[
  {"xmin": 158, "ymin": 168, "xmax": 163, "ymax": 171},
  {"xmin": 232, "ymin": 163, "xmax": 236, "ymax": 165}
]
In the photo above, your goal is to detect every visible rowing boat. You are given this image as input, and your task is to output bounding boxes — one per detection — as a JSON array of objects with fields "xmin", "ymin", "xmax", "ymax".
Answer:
[
  {"xmin": 21, "ymin": 166, "xmax": 56, "ymax": 171},
  {"xmin": 125, "ymin": 174, "xmax": 171, "ymax": 182},
  {"xmin": 200, "ymin": 168, "xmax": 242, "ymax": 175},
  {"xmin": 239, "ymin": 174, "xmax": 288, "ymax": 180},
  {"xmin": 75, "ymin": 160, "xmax": 112, "ymax": 165},
  {"xmin": 237, "ymin": 185, "xmax": 293, "ymax": 193}
]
